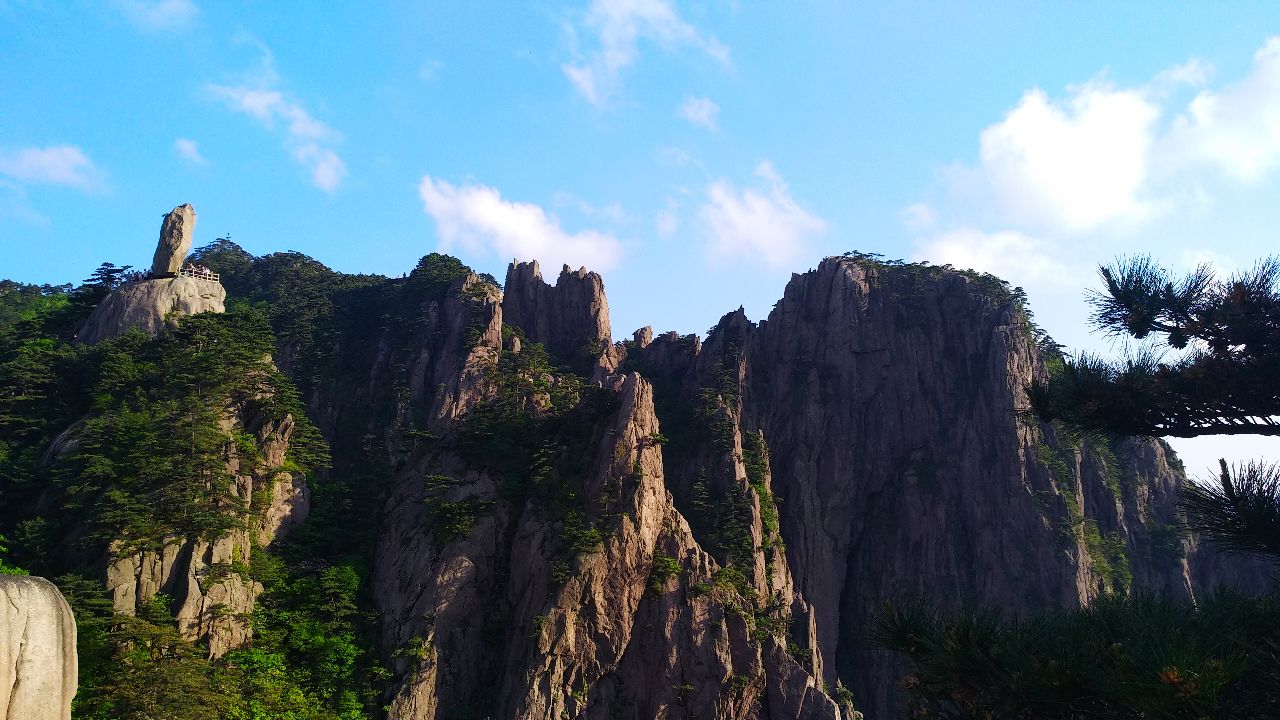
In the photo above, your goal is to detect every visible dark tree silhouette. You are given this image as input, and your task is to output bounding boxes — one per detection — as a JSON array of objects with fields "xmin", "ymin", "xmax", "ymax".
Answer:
[{"xmin": 1029, "ymin": 256, "xmax": 1279, "ymax": 438}]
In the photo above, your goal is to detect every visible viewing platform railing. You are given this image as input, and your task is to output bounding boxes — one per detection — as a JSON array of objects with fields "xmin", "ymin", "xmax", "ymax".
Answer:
[{"xmin": 178, "ymin": 266, "xmax": 221, "ymax": 283}]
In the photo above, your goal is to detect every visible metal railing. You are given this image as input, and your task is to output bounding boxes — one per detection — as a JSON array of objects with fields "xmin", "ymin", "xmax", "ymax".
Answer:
[{"xmin": 178, "ymin": 265, "xmax": 221, "ymax": 282}]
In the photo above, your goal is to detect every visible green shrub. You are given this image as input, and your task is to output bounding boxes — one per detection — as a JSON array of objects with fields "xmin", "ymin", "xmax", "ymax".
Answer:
[
  {"xmin": 648, "ymin": 550, "xmax": 682, "ymax": 595},
  {"xmin": 877, "ymin": 592, "xmax": 1280, "ymax": 719}
]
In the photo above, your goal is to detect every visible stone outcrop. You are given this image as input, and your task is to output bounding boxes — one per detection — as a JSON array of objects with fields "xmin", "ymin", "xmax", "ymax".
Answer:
[
  {"xmin": 348, "ymin": 266, "xmax": 847, "ymax": 718},
  {"xmin": 77, "ymin": 202, "xmax": 222, "ymax": 345},
  {"xmin": 0, "ymin": 575, "xmax": 77, "ymax": 720},
  {"xmin": 76, "ymin": 275, "xmax": 226, "ymax": 344},
  {"xmin": 103, "ymin": 401, "xmax": 307, "ymax": 658},
  {"xmin": 376, "ymin": 368, "xmax": 846, "ymax": 718},
  {"xmin": 503, "ymin": 260, "xmax": 614, "ymax": 376},
  {"xmin": 612, "ymin": 256, "xmax": 1269, "ymax": 717},
  {"xmin": 151, "ymin": 203, "xmax": 196, "ymax": 277}
]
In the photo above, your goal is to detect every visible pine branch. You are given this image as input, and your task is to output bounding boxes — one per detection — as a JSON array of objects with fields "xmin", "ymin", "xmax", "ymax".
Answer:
[{"xmin": 1181, "ymin": 460, "xmax": 1280, "ymax": 557}]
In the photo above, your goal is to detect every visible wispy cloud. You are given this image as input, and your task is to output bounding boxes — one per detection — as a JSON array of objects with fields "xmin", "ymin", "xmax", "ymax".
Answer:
[
  {"xmin": 699, "ymin": 161, "xmax": 826, "ymax": 268},
  {"xmin": 678, "ymin": 95, "xmax": 719, "ymax": 130},
  {"xmin": 419, "ymin": 175, "xmax": 624, "ymax": 272},
  {"xmin": 173, "ymin": 138, "xmax": 207, "ymax": 165},
  {"xmin": 0, "ymin": 145, "xmax": 106, "ymax": 192},
  {"xmin": 113, "ymin": 0, "xmax": 199, "ymax": 32},
  {"xmin": 929, "ymin": 35, "xmax": 1280, "ymax": 240},
  {"xmin": 552, "ymin": 191, "xmax": 631, "ymax": 224},
  {"xmin": 562, "ymin": 0, "xmax": 729, "ymax": 106},
  {"xmin": 904, "ymin": 36, "xmax": 1280, "ymax": 350},
  {"xmin": 419, "ymin": 58, "xmax": 444, "ymax": 82},
  {"xmin": 205, "ymin": 36, "xmax": 347, "ymax": 192},
  {"xmin": 0, "ymin": 180, "xmax": 50, "ymax": 227},
  {"xmin": 655, "ymin": 196, "xmax": 679, "ymax": 237},
  {"xmin": 910, "ymin": 227, "xmax": 1076, "ymax": 290}
]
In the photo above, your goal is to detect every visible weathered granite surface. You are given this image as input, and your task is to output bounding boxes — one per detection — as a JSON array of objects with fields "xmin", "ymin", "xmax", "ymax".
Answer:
[
  {"xmin": 151, "ymin": 203, "xmax": 196, "ymax": 277},
  {"xmin": 76, "ymin": 275, "xmax": 226, "ymax": 344},
  {"xmin": 0, "ymin": 575, "xmax": 77, "ymax": 720}
]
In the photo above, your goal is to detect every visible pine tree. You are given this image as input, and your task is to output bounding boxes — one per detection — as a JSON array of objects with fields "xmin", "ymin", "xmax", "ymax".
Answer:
[
  {"xmin": 1029, "ymin": 256, "xmax": 1279, "ymax": 438},
  {"xmin": 1029, "ymin": 255, "xmax": 1280, "ymax": 559}
]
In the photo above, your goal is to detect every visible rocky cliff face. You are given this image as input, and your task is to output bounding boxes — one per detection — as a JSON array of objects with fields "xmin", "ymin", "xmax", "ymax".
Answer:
[
  {"xmin": 103, "ymin": 402, "xmax": 308, "ymax": 658},
  {"xmin": 0, "ymin": 576, "xmax": 77, "ymax": 720},
  {"xmin": 72, "ymin": 242, "xmax": 1259, "ymax": 719},
  {"xmin": 348, "ymin": 265, "xmax": 849, "ymax": 718},
  {"xmin": 611, "ymin": 256, "xmax": 1264, "ymax": 717},
  {"xmin": 76, "ymin": 275, "xmax": 226, "ymax": 344},
  {"xmin": 502, "ymin": 261, "xmax": 615, "ymax": 376},
  {"xmin": 279, "ymin": 252, "xmax": 1267, "ymax": 720}
]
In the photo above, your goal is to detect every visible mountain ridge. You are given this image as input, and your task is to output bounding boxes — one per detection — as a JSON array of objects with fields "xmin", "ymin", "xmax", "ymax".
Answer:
[{"xmin": 0, "ymin": 234, "xmax": 1270, "ymax": 719}]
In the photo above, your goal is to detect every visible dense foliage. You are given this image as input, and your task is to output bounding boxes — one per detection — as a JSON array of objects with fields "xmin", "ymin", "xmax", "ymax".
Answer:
[
  {"xmin": 874, "ymin": 592, "xmax": 1280, "ymax": 719},
  {"xmin": 1030, "ymin": 256, "xmax": 1279, "ymax": 438},
  {"xmin": 59, "ymin": 555, "xmax": 380, "ymax": 720},
  {"xmin": 0, "ymin": 267, "xmax": 385, "ymax": 719},
  {"xmin": 1182, "ymin": 459, "xmax": 1280, "ymax": 557}
]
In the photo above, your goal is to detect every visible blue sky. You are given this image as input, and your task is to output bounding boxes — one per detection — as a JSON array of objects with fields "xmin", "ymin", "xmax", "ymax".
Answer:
[{"xmin": 2, "ymin": 0, "xmax": 1278, "ymax": 471}]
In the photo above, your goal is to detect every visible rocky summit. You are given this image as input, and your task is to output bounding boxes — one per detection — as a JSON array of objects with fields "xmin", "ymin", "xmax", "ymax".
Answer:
[
  {"xmin": 77, "ymin": 203, "xmax": 224, "ymax": 344},
  {"xmin": 0, "ymin": 232, "xmax": 1270, "ymax": 720}
]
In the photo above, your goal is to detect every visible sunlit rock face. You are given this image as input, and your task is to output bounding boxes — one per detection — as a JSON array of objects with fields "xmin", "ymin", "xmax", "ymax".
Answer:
[
  {"xmin": 0, "ymin": 575, "xmax": 78, "ymax": 720},
  {"xmin": 151, "ymin": 203, "xmax": 197, "ymax": 278},
  {"xmin": 76, "ymin": 275, "xmax": 226, "ymax": 344}
]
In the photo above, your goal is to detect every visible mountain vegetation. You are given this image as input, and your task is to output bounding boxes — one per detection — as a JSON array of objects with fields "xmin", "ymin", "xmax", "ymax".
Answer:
[
  {"xmin": 879, "ymin": 255, "xmax": 1280, "ymax": 719},
  {"xmin": 0, "ymin": 268, "xmax": 381, "ymax": 719}
]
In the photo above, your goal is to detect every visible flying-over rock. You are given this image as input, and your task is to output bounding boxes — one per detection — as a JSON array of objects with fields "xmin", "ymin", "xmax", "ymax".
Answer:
[
  {"xmin": 76, "ymin": 275, "xmax": 226, "ymax": 344},
  {"xmin": 151, "ymin": 203, "xmax": 197, "ymax": 277},
  {"xmin": 0, "ymin": 576, "xmax": 77, "ymax": 720}
]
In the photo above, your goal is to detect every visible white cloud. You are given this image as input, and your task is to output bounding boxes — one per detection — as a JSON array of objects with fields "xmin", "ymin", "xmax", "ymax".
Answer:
[
  {"xmin": 1162, "ymin": 37, "xmax": 1280, "ymax": 182},
  {"xmin": 419, "ymin": 175, "xmax": 624, "ymax": 272},
  {"xmin": 936, "ymin": 36, "xmax": 1280, "ymax": 239},
  {"xmin": 911, "ymin": 227, "xmax": 1073, "ymax": 289},
  {"xmin": 562, "ymin": 0, "xmax": 730, "ymax": 105},
  {"xmin": 699, "ymin": 161, "xmax": 826, "ymax": 268},
  {"xmin": 113, "ymin": 0, "xmax": 198, "ymax": 32},
  {"xmin": 174, "ymin": 138, "xmax": 207, "ymax": 165},
  {"xmin": 419, "ymin": 58, "xmax": 444, "ymax": 82},
  {"xmin": 205, "ymin": 40, "xmax": 347, "ymax": 192},
  {"xmin": 973, "ymin": 81, "xmax": 1161, "ymax": 233},
  {"xmin": 678, "ymin": 95, "xmax": 719, "ymax": 130},
  {"xmin": 0, "ymin": 145, "xmax": 105, "ymax": 192}
]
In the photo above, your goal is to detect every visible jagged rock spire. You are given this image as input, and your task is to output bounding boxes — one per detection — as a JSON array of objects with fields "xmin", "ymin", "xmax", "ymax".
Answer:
[
  {"xmin": 150, "ymin": 203, "xmax": 196, "ymax": 277},
  {"xmin": 502, "ymin": 260, "xmax": 612, "ymax": 374}
]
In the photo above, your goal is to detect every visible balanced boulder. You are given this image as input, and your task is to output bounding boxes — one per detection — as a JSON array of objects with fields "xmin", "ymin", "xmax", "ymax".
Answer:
[{"xmin": 150, "ymin": 203, "xmax": 196, "ymax": 277}]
